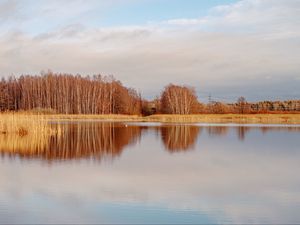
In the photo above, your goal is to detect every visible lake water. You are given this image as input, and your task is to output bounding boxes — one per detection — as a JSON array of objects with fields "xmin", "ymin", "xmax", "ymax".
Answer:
[{"xmin": 0, "ymin": 122, "xmax": 299, "ymax": 224}]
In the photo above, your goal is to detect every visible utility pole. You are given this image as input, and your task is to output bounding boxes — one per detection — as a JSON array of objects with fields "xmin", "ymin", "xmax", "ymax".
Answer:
[
  {"xmin": 208, "ymin": 93, "xmax": 213, "ymax": 113},
  {"xmin": 208, "ymin": 93, "xmax": 212, "ymax": 104}
]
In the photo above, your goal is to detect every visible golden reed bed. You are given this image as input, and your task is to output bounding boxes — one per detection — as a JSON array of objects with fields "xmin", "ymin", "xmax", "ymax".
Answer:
[
  {"xmin": 0, "ymin": 113, "xmax": 62, "ymax": 156},
  {"xmin": 0, "ymin": 113, "xmax": 299, "ymax": 161},
  {"xmin": 145, "ymin": 114, "xmax": 300, "ymax": 124},
  {"xmin": 1, "ymin": 113, "xmax": 300, "ymax": 126},
  {"xmin": 0, "ymin": 113, "xmax": 60, "ymax": 135},
  {"xmin": 23, "ymin": 113, "xmax": 300, "ymax": 124}
]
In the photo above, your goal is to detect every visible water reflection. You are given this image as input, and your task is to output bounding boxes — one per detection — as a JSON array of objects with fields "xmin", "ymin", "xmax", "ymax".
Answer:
[
  {"xmin": 0, "ymin": 123, "xmax": 141, "ymax": 161},
  {"xmin": 0, "ymin": 122, "xmax": 300, "ymax": 161},
  {"xmin": 0, "ymin": 123, "xmax": 300, "ymax": 224},
  {"xmin": 206, "ymin": 125, "xmax": 300, "ymax": 141},
  {"xmin": 236, "ymin": 126, "xmax": 251, "ymax": 141},
  {"xmin": 160, "ymin": 125, "xmax": 201, "ymax": 152},
  {"xmin": 207, "ymin": 126, "xmax": 228, "ymax": 137}
]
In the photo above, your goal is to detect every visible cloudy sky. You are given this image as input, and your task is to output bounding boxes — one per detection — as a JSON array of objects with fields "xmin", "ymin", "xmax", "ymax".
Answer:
[{"xmin": 0, "ymin": 0, "xmax": 299, "ymax": 101}]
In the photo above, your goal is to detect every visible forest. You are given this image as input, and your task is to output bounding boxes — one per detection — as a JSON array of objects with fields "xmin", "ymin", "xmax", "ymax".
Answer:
[
  {"xmin": 0, "ymin": 72, "xmax": 299, "ymax": 115},
  {"xmin": 0, "ymin": 73, "xmax": 141, "ymax": 114}
]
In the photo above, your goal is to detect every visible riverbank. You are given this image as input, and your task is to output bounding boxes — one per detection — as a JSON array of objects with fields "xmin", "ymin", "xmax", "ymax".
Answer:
[
  {"xmin": 1, "ymin": 113, "xmax": 300, "ymax": 124},
  {"xmin": 144, "ymin": 114, "xmax": 300, "ymax": 124}
]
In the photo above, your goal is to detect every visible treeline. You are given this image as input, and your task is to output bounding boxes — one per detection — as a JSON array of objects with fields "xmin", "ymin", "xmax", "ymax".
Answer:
[
  {"xmin": 199, "ymin": 98, "xmax": 300, "ymax": 114},
  {"xmin": 0, "ymin": 73, "xmax": 141, "ymax": 114},
  {"xmin": 0, "ymin": 73, "xmax": 299, "ymax": 114},
  {"xmin": 143, "ymin": 84, "xmax": 300, "ymax": 115}
]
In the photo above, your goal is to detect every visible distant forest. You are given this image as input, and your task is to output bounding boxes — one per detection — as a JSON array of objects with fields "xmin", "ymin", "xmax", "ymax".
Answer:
[{"xmin": 0, "ymin": 72, "xmax": 299, "ymax": 115}]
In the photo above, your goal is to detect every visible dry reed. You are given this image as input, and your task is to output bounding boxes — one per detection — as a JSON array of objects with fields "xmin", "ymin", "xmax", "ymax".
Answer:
[
  {"xmin": 0, "ymin": 113, "xmax": 61, "ymax": 135},
  {"xmin": 144, "ymin": 114, "xmax": 300, "ymax": 124},
  {"xmin": 1, "ymin": 112, "xmax": 300, "ymax": 130}
]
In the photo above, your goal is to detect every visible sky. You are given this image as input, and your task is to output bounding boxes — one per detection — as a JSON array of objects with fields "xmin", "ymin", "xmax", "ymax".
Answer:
[{"xmin": 0, "ymin": 0, "xmax": 299, "ymax": 102}]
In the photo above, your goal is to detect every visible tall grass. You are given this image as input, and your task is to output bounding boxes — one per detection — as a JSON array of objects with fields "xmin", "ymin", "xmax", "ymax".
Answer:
[
  {"xmin": 0, "ymin": 113, "xmax": 62, "ymax": 157},
  {"xmin": 0, "ymin": 113, "xmax": 60, "ymax": 135},
  {"xmin": 1, "ymin": 113, "xmax": 300, "ymax": 132},
  {"xmin": 144, "ymin": 114, "xmax": 300, "ymax": 124}
]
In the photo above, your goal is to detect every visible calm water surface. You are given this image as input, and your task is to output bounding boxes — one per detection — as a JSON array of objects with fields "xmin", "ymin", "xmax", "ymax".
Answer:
[{"xmin": 0, "ymin": 122, "xmax": 299, "ymax": 224}]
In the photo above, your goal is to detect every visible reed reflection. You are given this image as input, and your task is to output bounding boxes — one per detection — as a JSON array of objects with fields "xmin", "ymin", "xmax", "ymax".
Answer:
[
  {"xmin": 160, "ymin": 125, "xmax": 201, "ymax": 152},
  {"xmin": 260, "ymin": 126, "xmax": 300, "ymax": 133},
  {"xmin": 205, "ymin": 126, "xmax": 300, "ymax": 141},
  {"xmin": 236, "ymin": 126, "xmax": 251, "ymax": 141},
  {"xmin": 206, "ymin": 126, "xmax": 229, "ymax": 137},
  {"xmin": 0, "ymin": 123, "xmax": 141, "ymax": 161},
  {"xmin": 0, "ymin": 123, "xmax": 299, "ymax": 161}
]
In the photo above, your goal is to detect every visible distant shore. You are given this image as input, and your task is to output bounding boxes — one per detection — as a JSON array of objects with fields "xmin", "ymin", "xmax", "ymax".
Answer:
[
  {"xmin": 1, "ymin": 113, "xmax": 300, "ymax": 124},
  {"xmin": 143, "ymin": 114, "xmax": 300, "ymax": 124}
]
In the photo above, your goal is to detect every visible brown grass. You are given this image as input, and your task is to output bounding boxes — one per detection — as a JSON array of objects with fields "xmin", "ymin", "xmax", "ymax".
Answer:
[
  {"xmin": 0, "ymin": 112, "xmax": 61, "ymax": 135},
  {"xmin": 1, "ymin": 112, "xmax": 300, "ymax": 127},
  {"xmin": 144, "ymin": 114, "xmax": 300, "ymax": 124},
  {"xmin": 0, "ymin": 113, "xmax": 62, "ymax": 156}
]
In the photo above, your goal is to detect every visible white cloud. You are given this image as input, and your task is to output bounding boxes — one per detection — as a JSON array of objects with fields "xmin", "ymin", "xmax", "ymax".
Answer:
[
  {"xmin": 0, "ymin": 0, "xmax": 18, "ymax": 21},
  {"xmin": 163, "ymin": 18, "xmax": 207, "ymax": 26},
  {"xmin": 0, "ymin": 0, "xmax": 299, "ymax": 100},
  {"xmin": 163, "ymin": 0, "xmax": 300, "ymax": 38}
]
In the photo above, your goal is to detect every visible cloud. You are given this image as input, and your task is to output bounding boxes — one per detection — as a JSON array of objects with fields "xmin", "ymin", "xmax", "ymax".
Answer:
[
  {"xmin": 0, "ymin": 0, "xmax": 19, "ymax": 22},
  {"xmin": 164, "ymin": 0, "xmax": 300, "ymax": 38},
  {"xmin": 163, "ymin": 18, "xmax": 207, "ymax": 26},
  {"xmin": 1, "ymin": 27, "xmax": 299, "ymax": 100},
  {"xmin": 0, "ymin": 0, "xmax": 299, "ymax": 100}
]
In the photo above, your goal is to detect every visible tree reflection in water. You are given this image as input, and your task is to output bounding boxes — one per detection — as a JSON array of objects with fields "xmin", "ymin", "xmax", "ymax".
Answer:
[
  {"xmin": 0, "ymin": 123, "xmax": 299, "ymax": 161},
  {"xmin": 206, "ymin": 126, "xmax": 229, "ymax": 137},
  {"xmin": 0, "ymin": 123, "xmax": 141, "ymax": 161},
  {"xmin": 160, "ymin": 125, "xmax": 201, "ymax": 152}
]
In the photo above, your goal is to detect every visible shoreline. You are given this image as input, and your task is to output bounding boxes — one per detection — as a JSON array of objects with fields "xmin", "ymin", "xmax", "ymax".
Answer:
[{"xmin": 1, "ymin": 113, "xmax": 300, "ymax": 124}]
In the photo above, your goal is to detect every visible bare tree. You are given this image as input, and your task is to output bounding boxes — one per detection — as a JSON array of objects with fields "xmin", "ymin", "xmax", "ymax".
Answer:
[
  {"xmin": 160, "ymin": 84, "xmax": 199, "ymax": 114},
  {"xmin": 0, "ymin": 73, "xmax": 141, "ymax": 115}
]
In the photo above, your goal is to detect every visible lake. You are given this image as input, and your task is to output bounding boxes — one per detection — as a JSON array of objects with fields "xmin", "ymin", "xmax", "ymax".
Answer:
[{"xmin": 0, "ymin": 122, "xmax": 299, "ymax": 224}]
